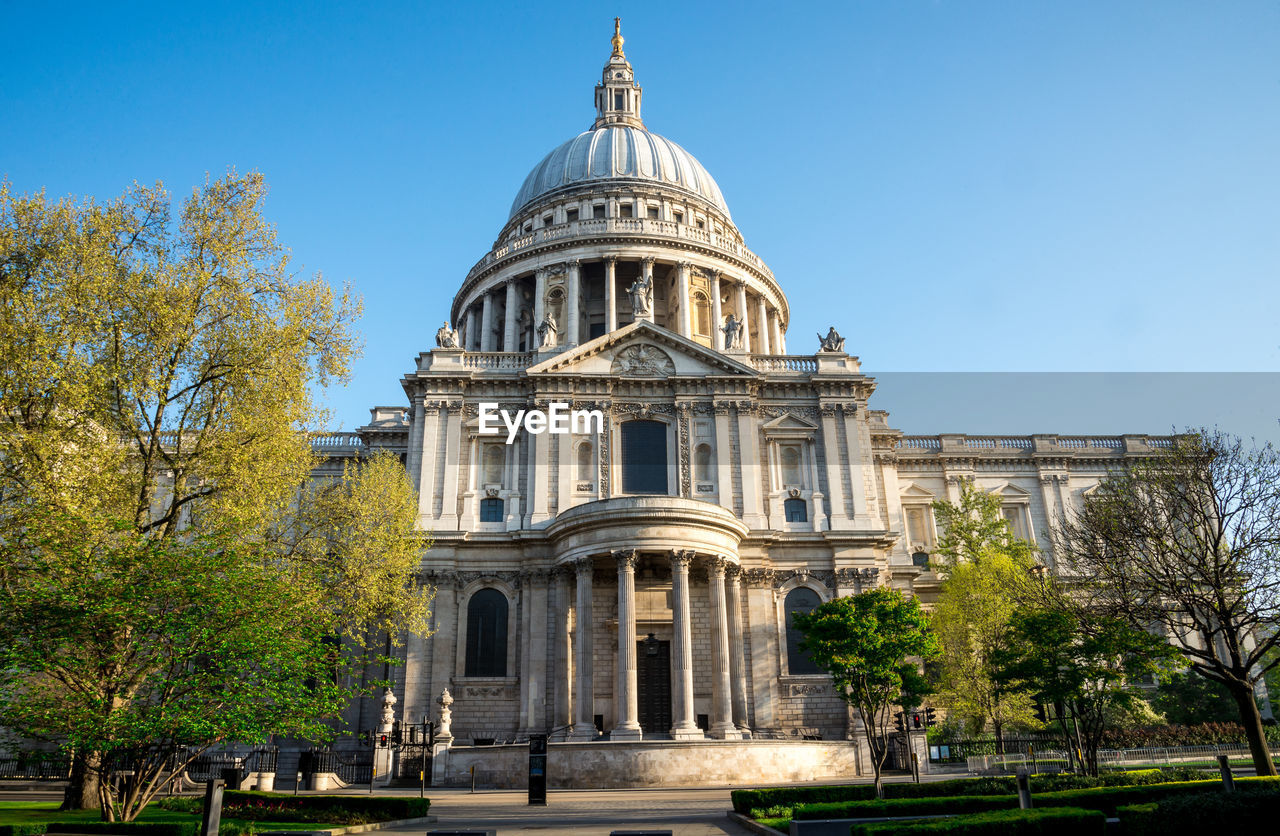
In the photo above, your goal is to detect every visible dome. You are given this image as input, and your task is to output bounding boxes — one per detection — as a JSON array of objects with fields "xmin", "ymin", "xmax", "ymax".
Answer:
[{"xmin": 508, "ymin": 126, "xmax": 730, "ymax": 221}]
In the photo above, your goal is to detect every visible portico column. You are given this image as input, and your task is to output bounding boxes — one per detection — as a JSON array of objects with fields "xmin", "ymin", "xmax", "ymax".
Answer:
[
  {"xmin": 479, "ymin": 291, "xmax": 494, "ymax": 352},
  {"xmin": 533, "ymin": 268, "xmax": 547, "ymax": 348},
  {"xmin": 569, "ymin": 557, "xmax": 596, "ymax": 740},
  {"xmin": 725, "ymin": 564, "xmax": 750, "ymax": 736},
  {"xmin": 566, "ymin": 259, "xmax": 581, "ymax": 345},
  {"xmin": 707, "ymin": 557, "xmax": 743, "ymax": 739},
  {"xmin": 756, "ymin": 296, "xmax": 771, "ymax": 354},
  {"xmin": 551, "ymin": 568, "xmax": 573, "ymax": 740},
  {"xmin": 710, "ymin": 272, "xmax": 724, "ymax": 350},
  {"xmin": 668, "ymin": 550, "xmax": 702, "ymax": 739},
  {"xmin": 676, "ymin": 261, "xmax": 692, "ymax": 338},
  {"xmin": 735, "ymin": 282, "xmax": 751, "ymax": 352},
  {"xmin": 604, "ymin": 256, "xmax": 618, "ymax": 333},
  {"xmin": 770, "ymin": 312, "xmax": 784, "ymax": 355},
  {"xmin": 464, "ymin": 306, "xmax": 476, "ymax": 351},
  {"xmin": 503, "ymin": 279, "xmax": 519, "ymax": 351},
  {"xmin": 611, "ymin": 549, "xmax": 642, "ymax": 740}
]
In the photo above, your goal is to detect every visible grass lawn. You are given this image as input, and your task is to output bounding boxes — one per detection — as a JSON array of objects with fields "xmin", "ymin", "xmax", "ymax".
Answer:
[{"xmin": 0, "ymin": 801, "xmax": 343, "ymax": 831}]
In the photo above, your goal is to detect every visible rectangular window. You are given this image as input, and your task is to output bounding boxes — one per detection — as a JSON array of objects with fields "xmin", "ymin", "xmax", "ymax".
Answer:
[
  {"xmin": 480, "ymin": 497, "xmax": 504, "ymax": 522},
  {"xmin": 784, "ymin": 498, "xmax": 808, "ymax": 522},
  {"xmin": 673, "ymin": 211, "xmax": 684, "ymax": 224},
  {"xmin": 619, "ymin": 203, "xmax": 633, "ymax": 218},
  {"xmin": 1002, "ymin": 505, "xmax": 1029, "ymax": 540},
  {"xmin": 646, "ymin": 205, "xmax": 659, "ymax": 219},
  {"xmin": 566, "ymin": 208, "xmax": 579, "ymax": 222},
  {"xmin": 614, "ymin": 92, "xmax": 624, "ymax": 110},
  {"xmin": 621, "ymin": 420, "xmax": 669, "ymax": 494},
  {"xmin": 592, "ymin": 204, "xmax": 604, "ymax": 219},
  {"xmin": 543, "ymin": 214, "xmax": 553, "ymax": 226}
]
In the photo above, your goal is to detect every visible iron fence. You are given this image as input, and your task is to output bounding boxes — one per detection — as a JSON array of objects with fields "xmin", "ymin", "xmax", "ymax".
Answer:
[{"xmin": 0, "ymin": 752, "xmax": 70, "ymax": 780}]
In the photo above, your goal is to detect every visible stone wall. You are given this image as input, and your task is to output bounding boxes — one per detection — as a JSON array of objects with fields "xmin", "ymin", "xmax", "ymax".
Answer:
[{"xmin": 434, "ymin": 739, "xmax": 864, "ymax": 788}]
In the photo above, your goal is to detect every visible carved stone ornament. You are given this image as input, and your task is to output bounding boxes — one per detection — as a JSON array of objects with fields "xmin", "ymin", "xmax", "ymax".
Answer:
[
  {"xmin": 817, "ymin": 326, "xmax": 846, "ymax": 353},
  {"xmin": 379, "ymin": 687, "xmax": 397, "ymax": 731},
  {"xmin": 435, "ymin": 321, "xmax": 460, "ymax": 348},
  {"xmin": 611, "ymin": 343, "xmax": 675, "ymax": 376}
]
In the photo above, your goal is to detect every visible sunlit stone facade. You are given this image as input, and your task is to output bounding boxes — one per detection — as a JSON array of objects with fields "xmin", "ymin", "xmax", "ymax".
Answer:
[{"xmin": 326, "ymin": 25, "xmax": 1174, "ymax": 787}]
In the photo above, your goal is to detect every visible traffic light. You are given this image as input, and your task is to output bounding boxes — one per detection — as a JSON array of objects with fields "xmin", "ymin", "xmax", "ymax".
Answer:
[
  {"xmin": 893, "ymin": 712, "xmax": 905, "ymax": 733},
  {"xmin": 379, "ymin": 734, "xmax": 389, "ymax": 748},
  {"xmin": 428, "ymin": 720, "xmax": 437, "ymax": 747},
  {"xmin": 912, "ymin": 712, "xmax": 922, "ymax": 729},
  {"xmin": 391, "ymin": 721, "xmax": 402, "ymax": 746},
  {"xmin": 1033, "ymin": 702, "xmax": 1048, "ymax": 723},
  {"xmin": 925, "ymin": 707, "xmax": 937, "ymax": 727}
]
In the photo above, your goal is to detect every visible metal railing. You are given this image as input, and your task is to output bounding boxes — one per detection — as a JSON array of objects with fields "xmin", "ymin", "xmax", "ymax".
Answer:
[
  {"xmin": 966, "ymin": 742, "xmax": 1280, "ymax": 774},
  {"xmin": 0, "ymin": 752, "xmax": 71, "ymax": 780}
]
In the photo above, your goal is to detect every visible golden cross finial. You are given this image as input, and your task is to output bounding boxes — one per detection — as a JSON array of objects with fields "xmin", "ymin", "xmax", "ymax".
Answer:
[{"xmin": 611, "ymin": 17, "xmax": 625, "ymax": 57}]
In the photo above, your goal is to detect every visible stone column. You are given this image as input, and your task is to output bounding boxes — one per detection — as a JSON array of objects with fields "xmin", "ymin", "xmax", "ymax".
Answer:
[
  {"xmin": 566, "ymin": 259, "xmax": 581, "ymax": 345},
  {"xmin": 552, "ymin": 568, "xmax": 573, "ymax": 740},
  {"xmin": 820, "ymin": 403, "xmax": 850, "ymax": 528},
  {"xmin": 707, "ymin": 557, "xmax": 743, "ymax": 739},
  {"xmin": 676, "ymin": 261, "xmax": 692, "ymax": 338},
  {"xmin": 569, "ymin": 557, "xmax": 596, "ymax": 740},
  {"xmin": 737, "ymin": 403, "xmax": 766, "ymax": 529},
  {"xmin": 611, "ymin": 550, "xmax": 642, "ymax": 740},
  {"xmin": 668, "ymin": 550, "xmax": 703, "ymax": 739},
  {"xmin": 725, "ymin": 564, "xmax": 750, "ymax": 736},
  {"xmin": 770, "ymin": 311, "xmax": 784, "ymax": 355},
  {"xmin": 735, "ymin": 282, "xmax": 751, "ymax": 352},
  {"xmin": 710, "ymin": 272, "xmax": 724, "ymax": 350},
  {"xmin": 438, "ymin": 404, "xmax": 462, "ymax": 528},
  {"xmin": 840, "ymin": 403, "xmax": 873, "ymax": 526},
  {"xmin": 533, "ymin": 268, "xmax": 547, "ymax": 347},
  {"xmin": 503, "ymin": 279, "xmax": 519, "ymax": 351},
  {"xmin": 524, "ymin": 571, "xmax": 549, "ymax": 733},
  {"xmin": 604, "ymin": 256, "xmax": 618, "ymax": 333},
  {"xmin": 756, "ymin": 296, "xmax": 771, "ymax": 354},
  {"xmin": 479, "ymin": 291, "xmax": 494, "ymax": 352},
  {"xmin": 464, "ymin": 306, "xmax": 476, "ymax": 351}
]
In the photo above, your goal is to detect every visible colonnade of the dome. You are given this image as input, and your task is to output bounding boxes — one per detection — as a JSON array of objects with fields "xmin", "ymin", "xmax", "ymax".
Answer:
[{"xmin": 457, "ymin": 254, "xmax": 786, "ymax": 355}]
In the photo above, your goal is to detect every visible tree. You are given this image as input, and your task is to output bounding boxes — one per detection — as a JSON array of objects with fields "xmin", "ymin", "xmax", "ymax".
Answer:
[
  {"xmin": 1054, "ymin": 429, "xmax": 1280, "ymax": 776},
  {"xmin": 993, "ymin": 606, "xmax": 1175, "ymax": 776},
  {"xmin": 931, "ymin": 482, "xmax": 1044, "ymax": 752},
  {"xmin": 0, "ymin": 174, "xmax": 432, "ymax": 816},
  {"xmin": 1151, "ymin": 670, "xmax": 1241, "ymax": 726},
  {"xmin": 792, "ymin": 587, "xmax": 939, "ymax": 798}
]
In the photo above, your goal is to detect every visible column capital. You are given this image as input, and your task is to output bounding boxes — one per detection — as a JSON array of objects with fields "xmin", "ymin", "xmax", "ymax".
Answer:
[
  {"xmin": 603, "ymin": 254, "xmax": 617, "ymax": 265},
  {"xmin": 612, "ymin": 548, "xmax": 638, "ymax": 570},
  {"xmin": 573, "ymin": 556, "xmax": 593, "ymax": 576},
  {"xmin": 669, "ymin": 549, "xmax": 695, "ymax": 570},
  {"xmin": 725, "ymin": 563, "xmax": 742, "ymax": 582},
  {"xmin": 566, "ymin": 258, "xmax": 581, "ymax": 267},
  {"xmin": 705, "ymin": 555, "xmax": 730, "ymax": 578},
  {"xmin": 640, "ymin": 256, "xmax": 656, "ymax": 267}
]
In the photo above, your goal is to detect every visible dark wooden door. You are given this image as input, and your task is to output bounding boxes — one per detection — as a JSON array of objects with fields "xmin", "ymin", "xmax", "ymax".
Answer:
[{"xmin": 636, "ymin": 638, "xmax": 671, "ymax": 735}]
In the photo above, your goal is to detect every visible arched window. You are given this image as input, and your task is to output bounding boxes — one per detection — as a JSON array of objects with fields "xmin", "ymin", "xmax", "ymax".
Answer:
[
  {"xmin": 577, "ymin": 442, "xmax": 593, "ymax": 481},
  {"xmin": 621, "ymin": 420, "xmax": 668, "ymax": 494},
  {"xmin": 483, "ymin": 445, "xmax": 504, "ymax": 486},
  {"xmin": 784, "ymin": 587, "xmax": 823, "ymax": 675},
  {"xmin": 479, "ymin": 497, "xmax": 504, "ymax": 522},
  {"xmin": 694, "ymin": 444, "xmax": 713, "ymax": 482},
  {"xmin": 784, "ymin": 498, "xmax": 807, "ymax": 522},
  {"xmin": 465, "ymin": 589, "xmax": 508, "ymax": 677},
  {"xmin": 781, "ymin": 446, "xmax": 802, "ymax": 487},
  {"xmin": 693, "ymin": 291, "xmax": 711, "ymax": 336}
]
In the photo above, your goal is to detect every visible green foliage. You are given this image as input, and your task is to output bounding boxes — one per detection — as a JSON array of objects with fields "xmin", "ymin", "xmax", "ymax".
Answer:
[
  {"xmin": 219, "ymin": 792, "xmax": 430, "ymax": 822},
  {"xmin": 1118, "ymin": 787, "xmax": 1280, "ymax": 836},
  {"xmin": 791, "ymin": 587, "xmax": 939, "ymax": 795},
  {"xmin": 930, "ymin": 481, "xmax": 1045, "ymax": 745},
  {"xmin": 851, "ymin": 806, "xmax": 1106, "ymax": 835},
  {"xmin": 731, "ymin": 768, "xmax": 1207, "ymax": 814},
  {"xmin": 1151, "ymin": 671, "xmax": 1240, "ymax": 725},
  {"xmin": 0, "ymin": 826, "xmax": 51, "ymax": 836},
  {"xmin": 992, "ymin": 605, "xmax": 1176, "ymax": 775},
  {"xmin": 0, "ymin": 174, "xmax": 431, "ymax": 820}
]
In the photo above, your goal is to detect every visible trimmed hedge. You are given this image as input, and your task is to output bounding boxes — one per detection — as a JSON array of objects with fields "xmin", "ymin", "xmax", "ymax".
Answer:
[
  {"xmin": 46, "ymin": 825, "xmax": 199, "ymax": 836},
  {"xmin": 731, "ymin": 767, "xmax": 1209, "ymax": 814},
  {"xmin": 1118, "ymin": 787, "xmax": 1280, "ymax": 836},
  {"xmin": 850, "ymin": 806, "xmax": 1106, "ymax": 835},
  {"xmin": 220, "ymin": 791, "xmax": 430, "ymax": 821},
  {"xmin": 0, "ymin": 826, "xmax": 51, "ymax": 836},
  {"xmin": 793, "ymin": 777, "xmax": 1280, "ymax": 821}
]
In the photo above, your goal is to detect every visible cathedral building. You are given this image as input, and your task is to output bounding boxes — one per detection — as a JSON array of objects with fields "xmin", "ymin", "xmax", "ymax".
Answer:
[{"xmin": 329, "ymin": 23, "xmax": 1173, "ymax": 787}]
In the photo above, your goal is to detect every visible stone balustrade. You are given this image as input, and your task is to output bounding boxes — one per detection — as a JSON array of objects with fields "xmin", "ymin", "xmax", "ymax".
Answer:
[{"xmin": 896, "ymin": 433, "xmax": 1177, "ymax": 457}]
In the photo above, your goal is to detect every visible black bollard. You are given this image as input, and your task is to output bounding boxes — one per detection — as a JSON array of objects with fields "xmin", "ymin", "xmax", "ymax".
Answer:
[
  {"xmin": 1016, "ymin": 769, "xmax": 1033, "ymax": 809},
  {"xmin": 200, "ymin": 779, "xmax": 225, "ymax": 836},
  {"xmin": 1217, "ymin": 754, "xmax": 1235, "ymax": 792}
]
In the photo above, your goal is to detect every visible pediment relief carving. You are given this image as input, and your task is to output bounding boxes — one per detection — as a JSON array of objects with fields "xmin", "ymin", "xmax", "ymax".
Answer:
[{"xmin": 610, "ymin": 343, "xmax": 676, "ymax": 377}]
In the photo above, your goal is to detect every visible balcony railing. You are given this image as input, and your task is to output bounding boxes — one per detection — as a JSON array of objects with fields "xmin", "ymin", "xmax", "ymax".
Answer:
[{"xmin": 464, "ymin": 217, "xmax": 778, "ymax": 289}]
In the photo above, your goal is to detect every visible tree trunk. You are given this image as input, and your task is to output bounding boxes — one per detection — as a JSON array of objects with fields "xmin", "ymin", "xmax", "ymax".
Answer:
[
  {"xmin": 61, "ymin": 751, "xmax": 102, "ymax": 812},
  {"xmin": 1228, "ymin": 679, "xmax": 1278, "ymax": 776},
  {"xmin": 993, "ymin": 718, "xmax": 1005, "ymax": 756}
]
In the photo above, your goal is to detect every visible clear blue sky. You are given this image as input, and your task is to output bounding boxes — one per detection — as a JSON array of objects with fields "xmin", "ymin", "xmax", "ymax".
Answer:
[{"xmin": 3, "ymin": 1, "xmax": 1277, "ymax": 439}]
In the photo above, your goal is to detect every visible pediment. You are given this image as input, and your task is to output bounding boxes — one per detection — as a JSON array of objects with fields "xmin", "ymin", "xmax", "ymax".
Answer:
[
  {"xmin": 900, "ymin": 482, "xmax": 936, "ymax": 501},
  {"xmin": 525, "ymin": 321, "xmax": 758, "ymax": 378},
  {"xmin": 988, "ymin": 481, "xmax": 1032, "ymax": 498},
  {"xmin": 761, "ymin": 413, "xmax": 819, "ymax": 432}
]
